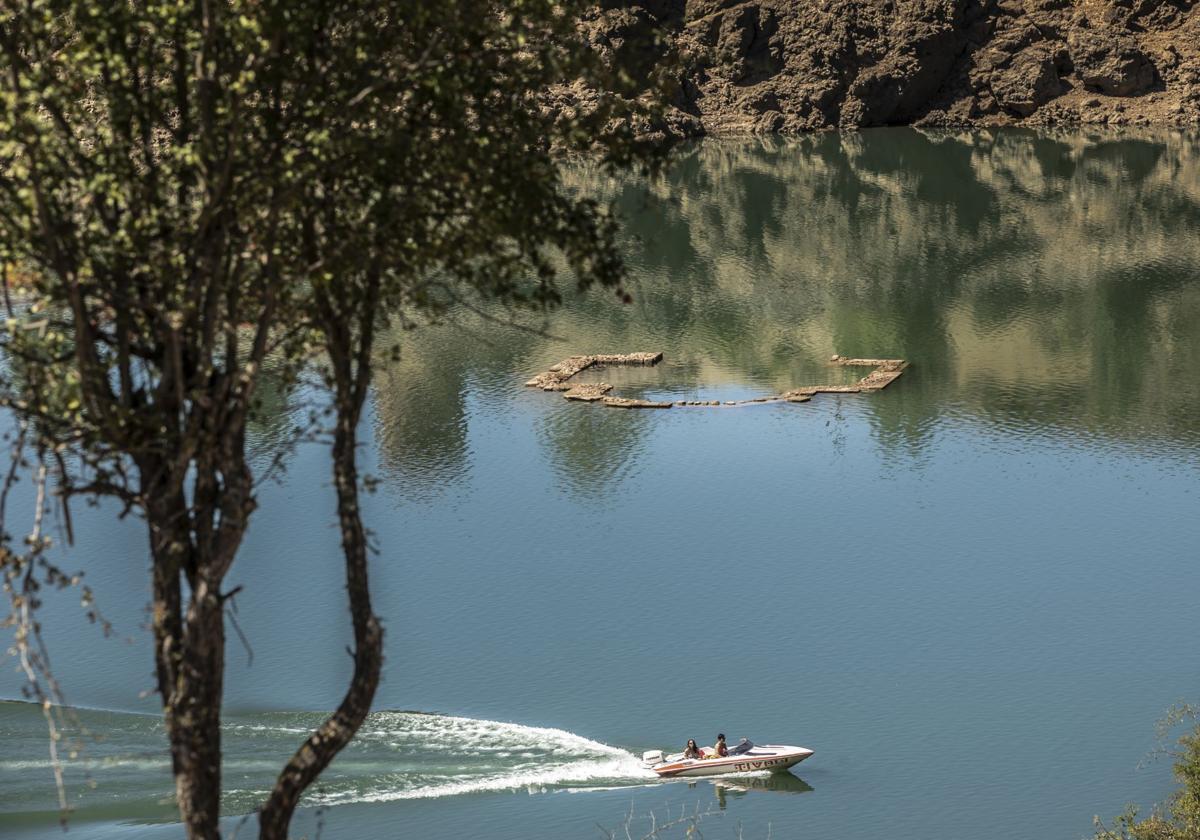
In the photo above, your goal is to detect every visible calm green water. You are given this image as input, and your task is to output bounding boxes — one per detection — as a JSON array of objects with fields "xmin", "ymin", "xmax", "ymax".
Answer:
[{"xmin": 3, "ymin": 128, "xmax": 1200, "ymax": 839}]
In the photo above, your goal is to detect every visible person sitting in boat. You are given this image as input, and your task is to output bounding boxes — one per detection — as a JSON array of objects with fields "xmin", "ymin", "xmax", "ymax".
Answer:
[
  {"xmin": 683, "ymin": 739, "xmax": 703, "ymax": 760},
  {"xmin": 713, "ymin": 734, "xmax": 728, "ymax": 757}
]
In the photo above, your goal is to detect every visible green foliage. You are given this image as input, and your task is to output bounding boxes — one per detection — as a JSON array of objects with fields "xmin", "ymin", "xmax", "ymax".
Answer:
[
  {"xmin": 0, "ymin": 0, "xmax": 670, "ymax": 832},
  {"xmin": 1095, "ymin": 707, "xmax": 1200, "ymax": 840},
  {"xmin": 0, "ymin": 0, "xmax": 667, "ymax": 463}
]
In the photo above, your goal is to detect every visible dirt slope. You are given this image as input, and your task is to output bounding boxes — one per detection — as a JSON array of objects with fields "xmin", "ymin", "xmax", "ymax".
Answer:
[{"xmin": 577, "ymin": 0, "xmax": 1200, "ymax": 134}]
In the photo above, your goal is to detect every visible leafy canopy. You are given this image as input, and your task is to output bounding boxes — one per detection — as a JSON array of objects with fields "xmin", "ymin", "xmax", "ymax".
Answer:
[
  {"xmin": 1096, "ymin": 708, "xmax": 1200, "ymax": 840},
  {"xmin": 0, "ymin": 0, "xmax": 670, "ymax": 830}
]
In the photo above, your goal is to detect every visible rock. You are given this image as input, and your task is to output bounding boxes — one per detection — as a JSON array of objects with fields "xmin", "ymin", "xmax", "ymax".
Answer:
[
  {"xmin": 527, "ymin": 352, "xmax": 662, "ymax": 392},
  {"xmin": 841, "ymin": 15, "xmax": 969, "ymax": 127},
  {"xmin": 602, "ymin": 0, "xmax": 683, "ymax": 23},
  {"xmin": 590, "ymin": 352, "xmax": 663, "ymax": 365},
  {"xmin": 581, "ymin": 5, "xmax": 669, "ymax": 85},
  {"xmin": 525, "ymin": 371, "xmax": 573, "ymax": 390},
  {"xmin": 712, "ymin": 3, "xmax": 781, "ymax": 82},
  {"xmin": 1069, "ymin": 29, "xmax": 1157, "ymax": 96},
  {"xmin": 534, "ymin": 354, "xmax": 908, "ymax": 410},
  {"xmin": 990, "ymin": 23, "xmax": 1042, "ymax": 56},
  {"xmin": 755, "ymin": 110, "xmax": 786, "ymax": 133},
  {"xmin": 545, "ymin": 0, "xmax": 1200, "ymax": 138},
  {"xmin": 603, "ymin": 397, "xmax": 674, "ymax": 409},
  {"xmin": 990, "ymin": 45, "xmax": 1063, "ymax": 116},
  {"xmin": 744, "ymin": 88, "xmax": 781, "ymax": 114},
  {"xmin": 858, "ymin": 369, "xmax": 906, "ymax": 390},
  {"xmin": 564, "ymin": 383, "xmax": 613, "ymax": 402},
  {"xmin": 1157, "ymin": 46, "xmax": 1180, "ymax": 70},
  {"xmin": 684, "ymin": 0, "xmax": 746, "ymax": 23}
]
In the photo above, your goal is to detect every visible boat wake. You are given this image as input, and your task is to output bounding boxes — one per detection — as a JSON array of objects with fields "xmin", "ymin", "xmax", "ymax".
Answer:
[
  {"xmin": 0, "ymin": 702, "xmax": 811, "ymax": 822},
  {"xmin": 0, "ymin": 701, "xmax": 661, "ymax": 817},
  {"xmin": 288, "ymin": 711, "xmax": 660, "ymax": 804}
]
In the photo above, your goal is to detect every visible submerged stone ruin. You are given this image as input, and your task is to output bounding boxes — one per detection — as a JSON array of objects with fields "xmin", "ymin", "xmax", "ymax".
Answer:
[{"xmin": 524, "ymin": 353, "xmax": 907, "ymax": 409}]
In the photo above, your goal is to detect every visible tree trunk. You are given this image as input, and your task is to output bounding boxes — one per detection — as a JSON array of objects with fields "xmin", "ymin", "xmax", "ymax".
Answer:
[
  {"xmin": 257, "ymin": 409, "xmax": 383, "ymax": 839},
  {"xmin": 171, "ymin": 581, "xmax": 226, "ymax": 839},
  {"xmin": 144, "ymin": 465, "xmax": 229, "ymax": 840},
  {"xmin": 150, "ymin": 528, "xmax": 184, "ymax": 780}
]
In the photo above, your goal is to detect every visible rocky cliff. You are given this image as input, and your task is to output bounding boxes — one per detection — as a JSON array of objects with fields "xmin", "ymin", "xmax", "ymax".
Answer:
[{"xmin": 575, "ymin": 0, "xmax": 1200, "ymax": 134}]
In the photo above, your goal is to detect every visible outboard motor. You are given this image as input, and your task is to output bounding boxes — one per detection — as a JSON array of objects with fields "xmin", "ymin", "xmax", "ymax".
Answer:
[{"xmin": 641, "ymin": 749, "xmax": 664, "ymax": 767}]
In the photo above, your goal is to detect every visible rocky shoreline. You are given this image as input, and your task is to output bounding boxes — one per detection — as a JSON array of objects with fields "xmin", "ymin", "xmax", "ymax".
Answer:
[{"xmin": 569, "ymin": 0, "xmax": 1200, "ymax": 136}]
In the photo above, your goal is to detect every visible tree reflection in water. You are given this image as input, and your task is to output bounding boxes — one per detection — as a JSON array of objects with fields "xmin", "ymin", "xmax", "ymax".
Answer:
[{"xmin": 365, "ymin": 129, "xmax": 1200, "ymax": 497}]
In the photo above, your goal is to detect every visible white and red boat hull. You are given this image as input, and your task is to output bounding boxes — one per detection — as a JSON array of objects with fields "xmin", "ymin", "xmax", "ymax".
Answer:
[{"xmin": 649, "ymin": 745, "xmax": 814, "ymax": 778}]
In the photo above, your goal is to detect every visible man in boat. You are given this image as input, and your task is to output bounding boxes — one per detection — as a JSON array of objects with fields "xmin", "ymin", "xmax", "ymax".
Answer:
[{"xmin": 713, "ymin": 733, "xmax": 728, "ymax": 757}]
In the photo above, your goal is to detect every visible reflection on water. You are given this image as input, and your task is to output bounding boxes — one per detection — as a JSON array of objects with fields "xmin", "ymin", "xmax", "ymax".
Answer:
[
  {"xmin": 368, "ymin": 128, "xmax": 1200, "ymax": 500},
  {"xmin": 711, "ymin": 773, "xmax": 815, "ymax": 810},
  {"xmin": 537, "ymin": 407, "xmax": 651, "ymax": 500}
]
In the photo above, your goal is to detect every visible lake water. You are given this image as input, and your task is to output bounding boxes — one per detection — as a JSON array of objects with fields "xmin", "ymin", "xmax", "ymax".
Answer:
[{"xmin": 3, "ymin": 128, "xmax": 1200, "ymax": 839}]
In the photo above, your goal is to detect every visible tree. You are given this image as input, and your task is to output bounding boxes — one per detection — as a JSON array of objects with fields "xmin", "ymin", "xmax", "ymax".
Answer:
[
  {"xmin": 0, "ymin": 1, "xmax": 668, "ymax": 837},
  {"xmin": 1095, "ymin": 707, "xmax": 1200, "ymax": 840}
]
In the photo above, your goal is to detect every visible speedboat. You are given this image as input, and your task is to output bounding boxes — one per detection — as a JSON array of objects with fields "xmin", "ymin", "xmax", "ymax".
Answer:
[{"xmin": 642, "ymin": 739, "xmax": 814, "ymax": 778}]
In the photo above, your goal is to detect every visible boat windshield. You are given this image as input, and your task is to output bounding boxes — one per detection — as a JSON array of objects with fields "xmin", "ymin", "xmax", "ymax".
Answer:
[{"xmin": 729, "ymin": 739, "xmax": 754, "ymax": 755}]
